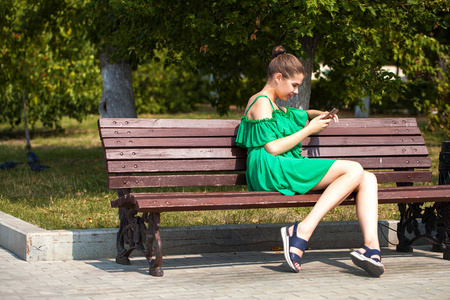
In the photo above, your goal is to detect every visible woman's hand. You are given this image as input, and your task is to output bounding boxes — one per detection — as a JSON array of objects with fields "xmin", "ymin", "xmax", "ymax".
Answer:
[
  {"xmin": 306, "ymin": 115, "xmax": 333, "ymax": 135},
  {"xmin": 307, "ymin": 109, "xmax": 339, "ymax": 123}
]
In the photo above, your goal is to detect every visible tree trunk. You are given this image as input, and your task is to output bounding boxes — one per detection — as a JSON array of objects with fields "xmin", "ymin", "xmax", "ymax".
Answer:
[
  {"xmin": 98, "ymin": 51, "xmax": 137, "ymax": 118},
  {"xmin": 276, "ymin": 35, "xmax": 319, "ymax": 110},
  {"xmin": 22, "ymin": 88, "xmax": 31, "ymax": 150}
]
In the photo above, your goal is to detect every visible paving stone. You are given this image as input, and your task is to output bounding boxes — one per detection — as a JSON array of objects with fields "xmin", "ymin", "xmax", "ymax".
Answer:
[{"xmin": 1, "ymin": 246, "xmax": 449, "ymax": 299}]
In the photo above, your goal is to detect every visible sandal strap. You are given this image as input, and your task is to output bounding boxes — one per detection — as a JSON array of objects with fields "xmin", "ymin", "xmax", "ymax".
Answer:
[
  {"xmin": 290, "ymin": 252, "xmax": 303, "ymax": 264},
  {"xmin": 288, "ymin": 221, "xmax": 308, "ymax": 263},
  {"xmin": 362, "ymin": 246, "xmax": 382, "ymax": 262},
  {"xmin": 289, "ymin": 235, "xmax": 308, "ymax": 251}
]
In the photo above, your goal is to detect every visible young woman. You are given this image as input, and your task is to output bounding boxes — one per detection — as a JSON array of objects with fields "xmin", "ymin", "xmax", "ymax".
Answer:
[{"xmin": 235, "ymin": 45, "xmax": 385, "ymax": 277}]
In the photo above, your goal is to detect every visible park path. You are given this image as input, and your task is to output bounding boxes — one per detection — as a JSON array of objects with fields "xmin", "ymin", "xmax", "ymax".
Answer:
[{"xmin": 1, "ymin": 245, "xmax": 450, "ymax": 299}]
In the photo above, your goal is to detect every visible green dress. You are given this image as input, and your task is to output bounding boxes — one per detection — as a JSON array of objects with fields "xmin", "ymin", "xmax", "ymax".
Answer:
[{"xmin": 236, "ymin": 95, "xmax": 336, "ymax": 195}]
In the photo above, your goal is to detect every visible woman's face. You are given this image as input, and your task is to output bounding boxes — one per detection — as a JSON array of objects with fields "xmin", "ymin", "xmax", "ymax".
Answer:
[{"xmin": 276, "ymin": 73, "xmax": 304, "ymax": 101}]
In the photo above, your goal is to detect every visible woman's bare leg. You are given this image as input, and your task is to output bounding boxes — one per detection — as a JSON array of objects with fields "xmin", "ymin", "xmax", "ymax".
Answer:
[
  {"xmin": 286, "ymin": 160, "xmax": 380, "ymax": 270},
  {"xmin": 291, "ymin": 160, "xmax": 364, "ymax": 239},
  {"xmin": 354, "ymin": 171, "xmax": 382, "ymax": 261}
]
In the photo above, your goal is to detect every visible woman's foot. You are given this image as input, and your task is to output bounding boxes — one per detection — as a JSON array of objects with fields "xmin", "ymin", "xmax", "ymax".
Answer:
[
  {"xmin": 350, "ymin": 246, "xmax": 385, "ymax": 277},
  {"xmin": 281, "ymin": 221, "xmax": 308, "ymax": 272}
]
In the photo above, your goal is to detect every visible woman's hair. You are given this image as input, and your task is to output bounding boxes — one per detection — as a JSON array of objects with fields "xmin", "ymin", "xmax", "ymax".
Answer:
[{"xmin": 268, "ymin": 45, "xmax": 304, "ymax": 80}]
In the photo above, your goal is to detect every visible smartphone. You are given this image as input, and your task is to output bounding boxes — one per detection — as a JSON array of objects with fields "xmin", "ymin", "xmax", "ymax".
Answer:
[{"xmin": 323, "ymin": 108, "xmax": 339, "ymax": 119}]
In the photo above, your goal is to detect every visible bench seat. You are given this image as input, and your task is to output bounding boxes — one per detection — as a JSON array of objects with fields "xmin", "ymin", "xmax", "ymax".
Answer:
[{"xmin": 112, "ymin": 185, "xmax": 450, "ymax": 212}]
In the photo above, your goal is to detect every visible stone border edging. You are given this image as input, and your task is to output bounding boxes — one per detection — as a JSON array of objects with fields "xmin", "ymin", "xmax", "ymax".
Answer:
[{"xmin": 1, "ymin": 211, "xmax": 404, "ymax": 261}]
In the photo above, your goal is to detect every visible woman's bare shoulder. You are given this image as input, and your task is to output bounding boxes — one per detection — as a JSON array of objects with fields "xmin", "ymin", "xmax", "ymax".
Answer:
[{"xmin": 245, "ymin": 95, "xmax": 273, "ymax": 121}]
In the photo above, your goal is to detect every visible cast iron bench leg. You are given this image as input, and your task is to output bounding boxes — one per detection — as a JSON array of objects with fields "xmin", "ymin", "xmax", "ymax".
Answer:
[
  {"xmin": 145, "ymin": 212, "xmax": 164, "ymax": 276},
  {"xmin": 115, "ymin": 207, "xmax": 147, "ymax": 265},
  {"xmin": 435, "ymin": 202, "xmax": 450, "ymax": 260}
]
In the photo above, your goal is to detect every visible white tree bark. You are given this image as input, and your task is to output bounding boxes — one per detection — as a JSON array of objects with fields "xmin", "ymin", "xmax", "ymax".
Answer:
[{"xmin": 98, "ymin": 51, "xmax": 137, "ymax": 118}]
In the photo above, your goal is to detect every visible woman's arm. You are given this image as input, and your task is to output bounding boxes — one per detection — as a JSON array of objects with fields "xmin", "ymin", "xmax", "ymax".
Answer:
[
  {"xmin": 264, "ymin": 116, "xmax": 332, "ymax": 156},
  {"xmin": 306, "ymin": 109, "xmax": 326, "ymax": 120}
]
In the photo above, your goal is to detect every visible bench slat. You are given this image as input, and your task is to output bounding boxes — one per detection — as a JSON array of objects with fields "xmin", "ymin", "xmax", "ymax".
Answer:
[
  {"xmin": 109, "ymin": 185, "xmax": 450, "ymax": 212},
  {"xmin": 108, "ymin": 171, "xmax": 432, "ymax": 189},
  {"xmin": 105, "ymin": 148, "xmax": 246, "ymax": 159},
  {"xmin": 102, "ymin": 137, "xmax": 237, "ymax": 148},
  {"xmin": 109, "ymin": 174, "xmax": 247, "ymax": 188},
  {"xmin": 106, "ymin": 156, "xmax": 431, "ymax": 173},
  {"xmin": 99, "ymin": 117, "xmax": 418, "ymax": 129},
  {"xmin": 98, "ymin": 118, "xmax": 241, "ymax": 128},
  {"xmin": 99, "ymin": 126, "xmax": 421, "ymax": 138},
  {"xmin": 304, "ymin": 145, "xmax": 429, "ymax": 158},
  {"xmin": 107, "ymin": 159, "xmax": 247, "ymax": 173},
  {"xmin": 101, "ymin": 135, "xmax": 425, "ymax": 148},
  {"xmin": 315, "ymin": 127, "xmax": 422, "ymax": 136},
  {"xmin": 104, "ymin": 145, "xmax": 428, "ymax": 160},
  {"xmin": 99, "ymin": 128, "xmax": 238, "ymax": 138},
  {"xmin": 304, "ymin": 135, "xmax": 425, "ymax": 147}
]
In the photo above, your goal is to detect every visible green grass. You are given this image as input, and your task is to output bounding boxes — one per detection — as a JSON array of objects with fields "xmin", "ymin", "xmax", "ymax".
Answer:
[{"xmin": 0, "ymin": 108, "xmax": 448, "ymax": 230}]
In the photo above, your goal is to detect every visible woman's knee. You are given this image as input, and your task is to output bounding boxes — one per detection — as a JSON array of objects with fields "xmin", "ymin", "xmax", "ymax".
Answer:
[
  {"xmin": 363, "ymin": 171, "xmax": 378, "ymax": 186},
  {"xmin": 340, "ymin": 160, "xmax": 364, "ymax": 183}
]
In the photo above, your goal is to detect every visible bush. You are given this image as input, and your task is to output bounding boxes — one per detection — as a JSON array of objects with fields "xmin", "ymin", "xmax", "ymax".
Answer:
[
  {"xmin": 133, "ymin": 50, "xmax": 212, "ymax": 114},
  {"xmin": 310, "ymin": 78, "xmax": 347, "ymax": 111}
]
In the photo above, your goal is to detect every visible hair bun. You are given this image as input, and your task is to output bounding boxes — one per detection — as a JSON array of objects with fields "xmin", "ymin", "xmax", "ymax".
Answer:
[{"xmin": 271, "ymin": 45, "xmax": 287, "ymax": 59}]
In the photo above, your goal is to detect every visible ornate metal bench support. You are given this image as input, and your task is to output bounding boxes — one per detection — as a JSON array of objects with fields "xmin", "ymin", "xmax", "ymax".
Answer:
[
  {"xmin": 438, "ymin": 141, "xmax": 450, "ymax": 259},
  {"xmin": 395, "ymin": 172, "xmax": 450, "ymax": 259},
  {"xmin": 114, "ymin": 188, "xmax": 165, "ymax": 275},
  {"xmin": 115, "ymin": 209, "xmax": 164, "ymax": 276},
  {"xmin": 434, "ymin": 202, "xmax": 450, "ymax": 260},
  {"xmin": 396, "ymin": 201, "xmax": 450, "ymax": 259},
  {"xmin": 115, "ymin": 206, "xmax": 147, "ymax": 265}
]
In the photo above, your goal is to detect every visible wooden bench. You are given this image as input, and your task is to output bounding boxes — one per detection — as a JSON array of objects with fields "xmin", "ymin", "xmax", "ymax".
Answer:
[{"xmin": 98, "ymin": 117, "xmax": 450, "ymax": 276}]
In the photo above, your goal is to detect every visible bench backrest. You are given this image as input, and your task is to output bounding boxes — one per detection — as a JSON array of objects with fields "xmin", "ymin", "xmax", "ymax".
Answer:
[{"xmin": 98, "ymin": 117, "xmax": 432, "ymax": 191}]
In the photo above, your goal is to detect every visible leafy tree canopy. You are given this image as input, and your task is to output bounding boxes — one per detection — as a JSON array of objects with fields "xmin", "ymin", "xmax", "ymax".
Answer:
[
  {"xmin": 2, "ymin": 1, "xmax": 449, "ymax": 133},
  {"xmin": 1, "ymin": 0, "xmax": 214, "ymax": 128},
  {"xmin": 0, "ymin": 0, "xmax": 101, "ymax": 128},
  {"xmin": 94, "ymin": 0, "xmax": 449, "ymax": 128}
]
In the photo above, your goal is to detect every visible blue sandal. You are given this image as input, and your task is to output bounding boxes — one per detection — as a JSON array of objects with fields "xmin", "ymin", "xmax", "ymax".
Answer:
[
  {"xmin": 281, "ymin": 221, "xmax": 308, "ymax": 272},
  {"xmin": 350, "ymin": 246, "xmax": 385, "ymax": 277}
]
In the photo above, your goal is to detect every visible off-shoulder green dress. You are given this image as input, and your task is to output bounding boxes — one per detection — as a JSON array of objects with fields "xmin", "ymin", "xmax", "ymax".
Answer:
[{"xmin": 236, "ymin": 95, "xmax": 336, "ymax": 195}]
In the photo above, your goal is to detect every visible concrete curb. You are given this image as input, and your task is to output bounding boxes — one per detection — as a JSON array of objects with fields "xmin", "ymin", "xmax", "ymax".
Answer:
[{"xmin": 1, "ymin": 211, "xmax": 406, "ymax": 262}]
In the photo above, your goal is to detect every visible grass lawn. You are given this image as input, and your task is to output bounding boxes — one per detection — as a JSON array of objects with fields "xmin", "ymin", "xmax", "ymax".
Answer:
[{"xmin": 0, "ymin": 107, "xmax": 448, "ymax": 230}]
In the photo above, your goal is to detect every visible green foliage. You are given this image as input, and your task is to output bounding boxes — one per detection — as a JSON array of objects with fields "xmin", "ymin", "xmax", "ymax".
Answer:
[
  {"xmin": 133, "ymin": 49, "xmax": 212, "ymax": 114},
  {"xmin": 310, "ymin": 78, "xmax": 346, "ymax": 111},
  {"xmin": 312, "ymin": 78, "xmax": 436, "ymax": 116},
  {"xmin": 91, "ymin": 0, "xmax": 449, "ymax": 123},
  {"xmin": 0, "ymin": 0, "xmax": 101, "ymax": 129},
  {"xmin": 420, "ymin": 54, "xmax": 450, "ymax": 135},
  {"xmin": 2, "ymin": 0, "xmax": 449, "ymax": 132},
  {"xmin": 1, "ymin": 0, "xmax": 222, "ymax": 127}
]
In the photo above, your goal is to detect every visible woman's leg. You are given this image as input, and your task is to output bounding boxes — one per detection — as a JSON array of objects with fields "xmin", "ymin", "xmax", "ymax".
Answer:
[
  {"xmin": 287, "ymin": 160, "xmax": 365, "ymax": 269},
  {"xmin": 354, "ymin": 171, "xmax": 382, "ymax": 261},
  {"xmin": 291, "ymin": 160, "xmax": 364, "ymax": 240}
]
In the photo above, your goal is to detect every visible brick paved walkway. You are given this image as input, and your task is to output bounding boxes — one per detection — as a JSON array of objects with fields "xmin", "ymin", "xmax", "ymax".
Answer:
[{"xmin": 1, "ymin": 245, "xmax": 449, "ymax": 299}]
